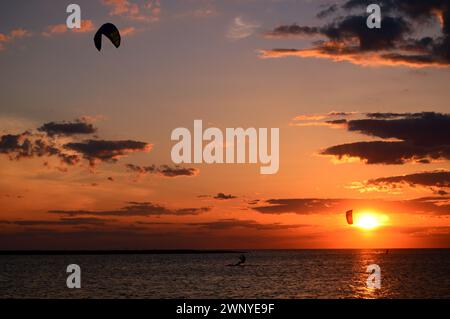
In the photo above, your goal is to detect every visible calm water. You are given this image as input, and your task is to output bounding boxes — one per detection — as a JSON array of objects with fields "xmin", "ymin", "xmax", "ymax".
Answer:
[{"xmin": 0, "ymin": 249, "xmax": 449, "ymax": 299}]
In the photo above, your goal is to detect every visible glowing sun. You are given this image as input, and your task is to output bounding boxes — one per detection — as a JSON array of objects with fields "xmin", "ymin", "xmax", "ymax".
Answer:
[{"xmin": 355, "ymin": 213, "xmax": 384, "ymax": 230}]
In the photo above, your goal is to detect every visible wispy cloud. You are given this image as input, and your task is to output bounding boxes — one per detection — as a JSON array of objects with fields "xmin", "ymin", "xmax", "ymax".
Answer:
[
  {"xmin": 0, "ymin": 28, "xmax": 31, "ymax": 50},
  {"xmin": 49, "ymin": 201, "xmax": 211, "ymax": 217},
  {"xmin": 0, "ymin": 217, "xmax": 114, "ymax": 226},
  {"xmin": 101, "ymin": 0, "xmax": 161, "ymax": 22},
  {"xmin": 42, "ymin": 20, "xmax": 95, "ymax": 37},
  {"xmin": 227, "ymin": 16, "xmax": 260, "ymax": 40},
  {"xmin": 174, "ymin": 6, "xmax": 217, "ymax": 19},
  {"xmin": 121, "ymin": 26, "xmax": 137, "ymax": 36},
  {"xmin": 187, "ymin": 219, "xmax": 306, "ymax": 231}
]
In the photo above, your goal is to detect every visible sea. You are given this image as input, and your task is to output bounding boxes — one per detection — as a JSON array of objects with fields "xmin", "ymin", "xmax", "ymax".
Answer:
[{"xmin": 0, "ymin": 249, "xmax": 449, "ymax": 299}]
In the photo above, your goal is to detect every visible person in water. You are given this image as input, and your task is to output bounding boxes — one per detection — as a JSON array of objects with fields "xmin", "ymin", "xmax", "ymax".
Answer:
[
  {"xmin": 227, "ymin": 254, "xmax": 246, "ymax": 266},
  {"xmin": 235, "ymin": 254, "xmax": 246, "ymax": 266}
]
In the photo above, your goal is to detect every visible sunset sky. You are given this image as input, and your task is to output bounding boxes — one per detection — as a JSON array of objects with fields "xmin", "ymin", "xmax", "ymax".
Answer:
[{"xmin": 0, "ymin": 0, "xmax": 449, "ymax": 249}]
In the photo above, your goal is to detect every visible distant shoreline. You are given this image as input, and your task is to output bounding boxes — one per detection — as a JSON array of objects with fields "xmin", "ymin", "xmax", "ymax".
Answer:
[{"xmin": 0, "ymin": 250, "xmax": 246, "ymax": 256}]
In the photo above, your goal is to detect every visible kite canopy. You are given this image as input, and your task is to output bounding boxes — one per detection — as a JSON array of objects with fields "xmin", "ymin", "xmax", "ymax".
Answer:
[
  {"xmin": 346, "ymin": 210, "xmax": 353, "ymax": 225},
  {"xmin": 94, "ymin": 23, "xmax": 121, "ymax": 51}
]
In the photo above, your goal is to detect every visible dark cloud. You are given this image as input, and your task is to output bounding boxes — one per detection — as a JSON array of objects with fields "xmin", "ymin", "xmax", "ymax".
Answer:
[
  {"xmin": 261, "ymin": 0, "xmax": 450, "ymax": 67},
  {"xmin": 323, "ymin": 15, "xmax": 410, "ymax": 51},
  {"xmin": 214, "ymin": 193, "xmax": 237, "ymax": 200},
  {"xmin": 322, "ymin": 141, "xmax": 449, "ymax": 164},
  {"xmin": 1, "ymin": 120, "xmax": 151, "ymax": 169},
  {"xmin": 0, "ymin": 132, "xmax": 81, "ymax": 165},
  {"xmin": 65, "ymin": 140, "xmax": 151, "ymax": 166},
  {"xmin": 343, "ymin": 0, "xmax": 449, "ymax": 25},
  {"xmin": 265, "ymin": 24, "xmax": 321, "ymax": 38},
  {"xmin": 365, "ymin": 112, "xmax": 426, "ymax": 119},
  {"xmin": 252, "ymin": 196, "xmax": 450, "ymax": 215},
  {"xmin": 126, "ymin": 163, "xmax": 199, "ymax": 178},
  {"xmin": 38, "ymin": 120, "xmax": 96, "ymax": 136},
  {"xmin": 126, "ymin": 163, "xmax": 156, "ymax": 174},
  {"xmin": 0, "ymin": 132, "xmax": 32, "ymax": 158},
  {"xmin": 355, "ymin": 170, "xmax": 450, "ymax": 195},
  {"xmin": 188, "ymin": 219, "xmax": 305, "ymax": 231},
  {"xmin": 253, "ymin": 198, "xmax": 345, "ymax": 215},
  {"xmin": 326, "ymin": 119, "xmax": 348, "ymax": 125},
  {"xmin": 49, "ymin": 202, "xmax": 211, "ymax": 217},
  {"xmin": 368, "ymin": 170, "xmax": 450, "ymax": 187},
  {"xmin": 321, "ymin": 112, "xmax": 450, "ymax": 164},
  {"xmin": 347, "ymin": 112, "xmax": 449, "ymax": 146},
  {"xmin": 157, "ymin": 165, "xmax": 198, "ymax": 177}
]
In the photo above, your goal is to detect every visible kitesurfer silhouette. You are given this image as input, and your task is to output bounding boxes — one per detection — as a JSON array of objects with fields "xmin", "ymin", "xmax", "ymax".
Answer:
[{"xmin": 94, "ymin": 23, "xmax": 121, "ymax": 51}]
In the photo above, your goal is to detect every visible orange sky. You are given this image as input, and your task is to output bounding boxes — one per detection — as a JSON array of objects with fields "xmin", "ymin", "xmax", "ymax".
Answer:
[{"xmin": 0, "ymin": 0, "xmax": 449, "ymax": 249}]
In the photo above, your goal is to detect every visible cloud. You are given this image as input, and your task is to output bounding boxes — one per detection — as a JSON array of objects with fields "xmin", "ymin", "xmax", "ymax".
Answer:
[
  {"xmin": 253, "ymin": 198, "xmax": 347, "ymax": 215},
  {"xmin": 290, "ymin": 111, "xmax": 357, "ymax": 127},
  {"xmin": 317, "ymin": 4, "xmax": 339, "ymax": 19},
  {"xmin": 0, "ymin": 132, "xmax": 80, "ymax": 165},
  {"xmin": 264, "ymin": 24, "xmax": 321, "ymax": 38},
  {"xmin": 49, "ymin": 201, "xmax": 211, "ymax": 217},
  {"xmin": 320, "ymin": 112, "xmax": 450, "ymax": 164},
  {"xmin": 188, "ymin": 219, "xmax": 305, "ymax": 231},
  {"xmin": 321, "ymin": 140, "xmax": 449, "ymax": 165},
  {"xmin": 260, "ymin": 1, "xmax": 450, "ymax": 68},
  {"xmin": 391, "ymin": 226, "xmax": 450, "ymax": 237},
  {"xmin": 365, "ymin": 112, "xmax": 429, "ymax": 119},
  {"xmin": 292, "ymin": 111, "xmax": 357, "ymax": 122},
  {"xmin": 126, "ymin": 163, "xmax": 199, "ymax": 177},
  {"xmin": 227, "ymin": 16, "xmax": 260, "ymax": 40},
  {"xmin": 214, "ymin": 193, "xmax": 237, "ymax": 200},
  {"xmin": 347, "ymin": 112, "xmax": 449, "ymax": 146},
  {"xmin": 350, "ymin": 170, "xmax": 450, "ymax": 195},
  {"xmin": 42, "ymin": 20, "xmax": 95, "ymax": 36},
  {"xmin": 38, "ymin": 119, "xmax": 97, "ymax": 137},
  {"xmin": 64, "ymin": 140, "xmax": 152, "ymax": 166},
  {"xmin": 0, "ymin": 217, "xmax": 304, "ymax": 233},
  {"xmin": 252, "ymin": 196, "xmax": 450, "ymax": 215},
  {"xmin": 121, "ymin": 26, "xmax": 137, "ymax": 36},
  {"xmin": 369, "ymin": 171, "xmax": 450, "ymax": 187},
  {"xmin": 0, "ymin": 120, "xmax": 152, "ymax": 169},
  {"xmin": 0, "ymin": 217, "xmax": 113, "ymax": 226},
  {"xmin": 101, "ymin": 0, "xmax": 161, "ymax": 22},
  {"xmin": 174, "ymin": 6, "xmax": 217, "ymax": 19},
  {"xmin": 0, "ymin": 132, "xmax": 34, "ymax": 159},
  {"xmin": 0, "ymin": 28, "xmax": 31, "ymax": 50}
]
